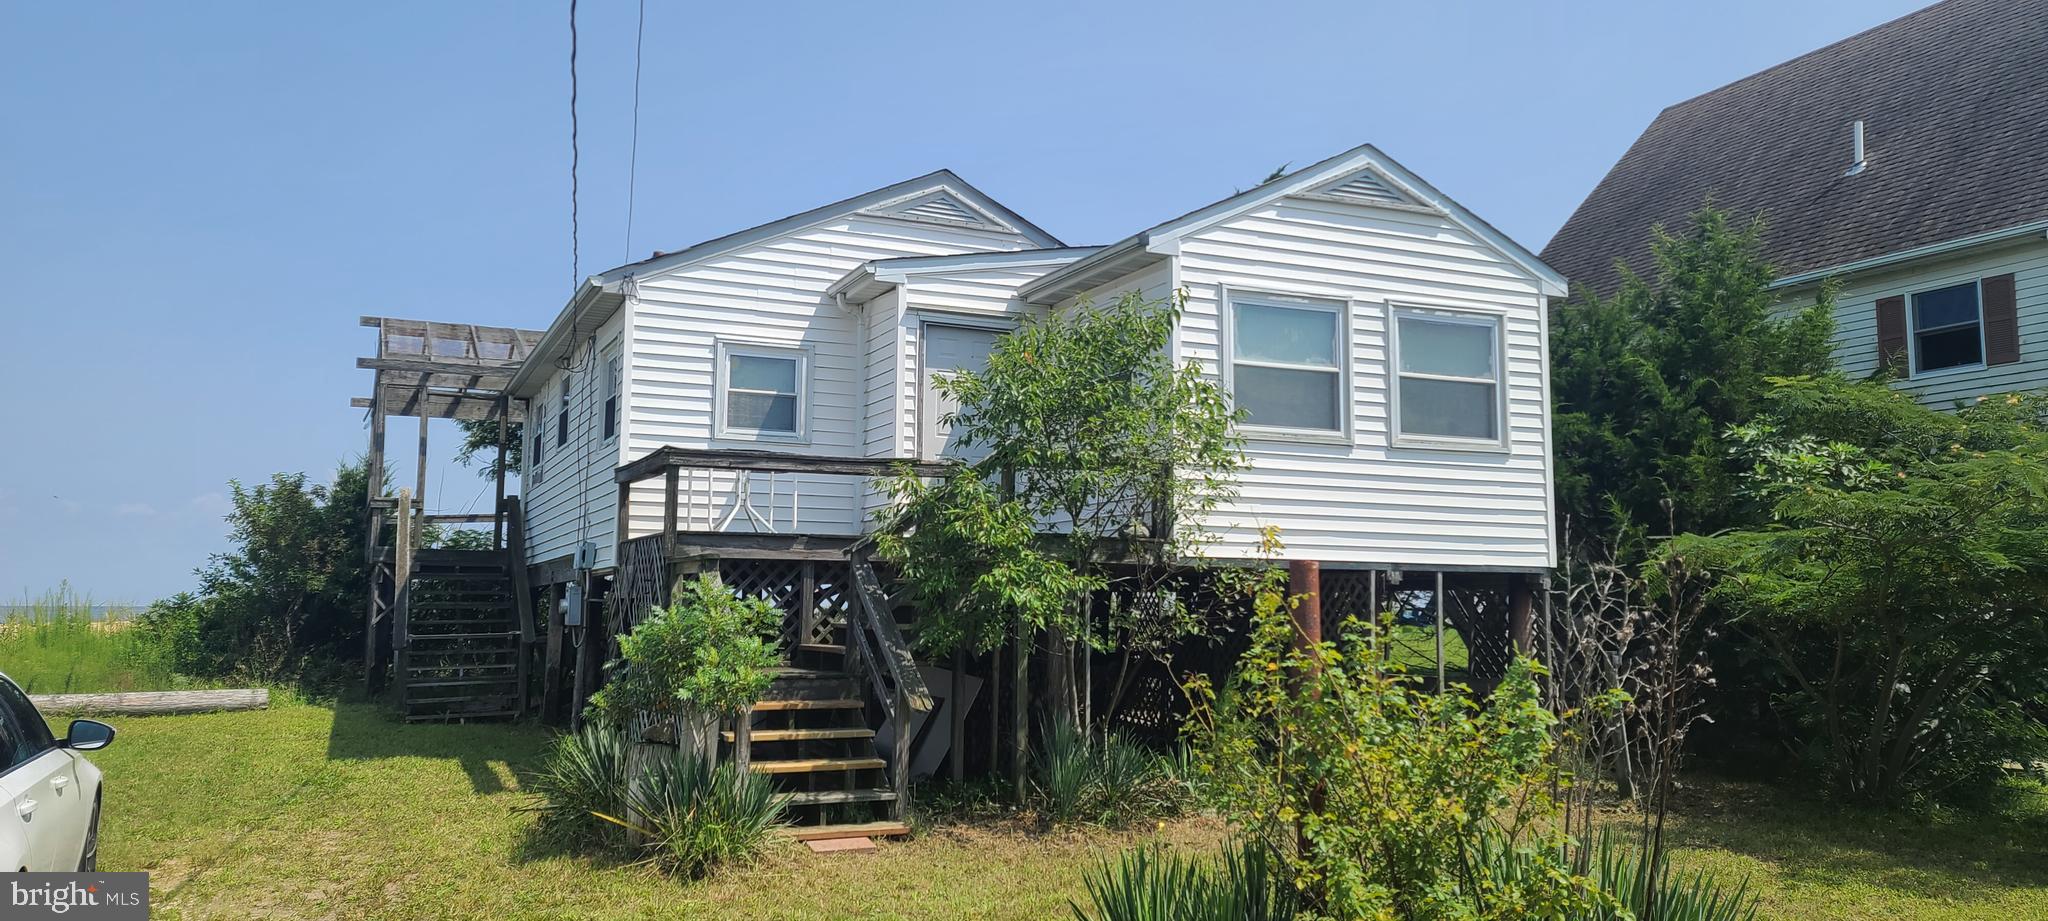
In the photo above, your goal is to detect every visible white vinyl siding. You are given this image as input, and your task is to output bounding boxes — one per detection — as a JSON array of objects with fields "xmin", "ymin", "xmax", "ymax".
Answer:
[
  {"xmin": 1795, "ymin": 238, "xmax": 2048, "ymax": 407},
  {"xmin": 616, "ymin": 210, "xmax": 1044, "ymax": 541},
  {"xmin": 521, "ymin": 313, "xmax": 627, "ymax": 569},
  {"xmin": 1173, "ymin": 195, "xmax": 1554, "ymax": 570}
]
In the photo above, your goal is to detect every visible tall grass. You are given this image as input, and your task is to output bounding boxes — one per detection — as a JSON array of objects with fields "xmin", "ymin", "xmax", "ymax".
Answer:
[{"xmin": 0, "ymin": 584, "xmax": 188, "ymax": 694}]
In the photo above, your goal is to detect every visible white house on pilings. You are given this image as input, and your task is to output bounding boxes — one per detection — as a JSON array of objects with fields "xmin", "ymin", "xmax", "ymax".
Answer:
[{"xmin": 361, "ymin": 141, "xmax": 1566, "ymax": 842}]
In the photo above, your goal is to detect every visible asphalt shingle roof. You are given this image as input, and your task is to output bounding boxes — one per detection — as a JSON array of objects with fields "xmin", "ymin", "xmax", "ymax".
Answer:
[{"xmin": 1541, "ymin": 0, "xmax": 2048, "ymax": 297}]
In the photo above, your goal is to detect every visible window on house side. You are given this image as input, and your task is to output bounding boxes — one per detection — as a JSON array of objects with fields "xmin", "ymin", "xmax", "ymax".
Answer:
[
  {"xmin": 1911, "ymin": 282, "xmax": 1983, "ymax": 374},
  {"xmin": 602, "ymin": 355, "xmax": 621, "ymax": 441},
  {"xmin": 1229, "ymin": 299, "xmax": 1344, "ymax": 432},
  {"xmin": 556, "ymin": 379, "xmax": 570, "ymax": 448},
  {"xmin": 1393, "ymin": 312, "xmax": 1502, "ymax": 444},
  {"xmin": 528, "ymin": 408, "xmax": 543, "ymax": 484},
  {"xmin": 722, "ymin": 349, "xmax": 803, "ymax": 436}
]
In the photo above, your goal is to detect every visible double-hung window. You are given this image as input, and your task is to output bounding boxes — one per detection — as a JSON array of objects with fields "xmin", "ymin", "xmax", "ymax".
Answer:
[
  {"xmin": 555, "ymin": 378, "xmax": 570, "ymax": 448},
  {"xmin": 1227, "ymin": 295, "xmax": 1347, "ymax": 435},
  {"xmin": 1390, "ymin": 308, "xmax": 1505, "ymax": 448},
  {"xmin": 1910, "ymin": 281, "xmax": 1983, "ymax": 374},
  {"xmin": 601, "ymin": 354, "xmax": 621, "ymax": 441},
  {"xmin": 717, "ymin": 343, "xmax": 806, "ymax": 439},
  {"xmin": 528, "ymin": 397, "xmax": 545, "ymax": 484}
]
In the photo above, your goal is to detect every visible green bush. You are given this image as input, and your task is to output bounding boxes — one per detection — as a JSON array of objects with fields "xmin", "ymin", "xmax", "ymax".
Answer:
[
  {"xmin": 1073, "ymin": 839, "xmax": 1297, "ymax": 921},
  {"xmin": 1034, "ymin": 718, "xmax": 1192, "ymax": 827},
  {"xmin": 1189, "ymin": 572, "xmax": 1601, "ymax": 920},
  {"xmin": 588, "ymin": 574, "xmax": 782, "ymax": 725},
  {"xmin": 627, "ymin": 749, "xmax": 784, "ymax": 878},
  {"xmin": 525, "ymin": 723, "xmax": 629, "ymax": 849}
]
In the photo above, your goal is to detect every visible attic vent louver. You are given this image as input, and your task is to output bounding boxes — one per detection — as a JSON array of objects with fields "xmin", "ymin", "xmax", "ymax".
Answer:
[
  {"xmin": 900, "ymin": 194, "xmax": 980, "ymax": 224},
  {"xmin": 1320, "ymin": 171, "xmax": 1409, "ymax": 205}
]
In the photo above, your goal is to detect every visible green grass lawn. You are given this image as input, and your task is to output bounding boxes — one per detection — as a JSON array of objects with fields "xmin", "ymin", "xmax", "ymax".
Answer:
[{"xmin": 90, "ymin": 699, "xmax": 2048, "ymax": 920}]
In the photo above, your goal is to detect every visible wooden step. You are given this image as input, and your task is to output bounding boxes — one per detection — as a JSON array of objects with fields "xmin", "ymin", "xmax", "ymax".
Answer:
[
  {"xmin": 406, "ymin": 678, "xmax": 520, "ymax": 690},
  {"xmin": 778, "ymin": 821, "xmax": 910, "ymax": 842},
  {"xmin": 404, "ymin": 709, "xmax": 519, "ymax": 723},
  {"xmin": 766, "ymin": 667, "xmax": 850, "ymax": 680},
  {"xmin": 749, "ymin": 757, "xmax": 884, "ymax": 775},
  {"xmin": 722, "ymin": 727, "xmax": 873, "ymax": 743},
  {"xmin": 774, "ymin": 788, "xmax": 896, "ymax": 807},
  {"xmin": 407, "ymin": 632, "xmax": 520, "ymax": 642},
  {"xmin": 751, "ymin": 698, "xmax": 864, "ymax": 712},
  {"xmin": 797, "ymin": 643, "xmax": 845, "ymax": 656}
]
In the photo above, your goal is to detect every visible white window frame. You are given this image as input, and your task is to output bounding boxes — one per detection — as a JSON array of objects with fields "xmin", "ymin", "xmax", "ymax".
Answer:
[
  {"xmin": 1219, "ymin": 288, "xmax": 1354, "ymax": 443},
  {"xmin": 714, "ymin": 340, "xmax": 810, "ymax": 442},
  {"xmin": 1905, "ymin": 279, "xmax": 1987, "ymax": 379},
  {"xmin": 1387, "ymin": 304, "xmax": 1510, "ymax": 452},
  {"xmin": 600, "ymin": 350, "xmax": 622, "ymax": 443},
  {"xmin": 527, "ymin": 395, "xmax": 544, "ymax": 485}
]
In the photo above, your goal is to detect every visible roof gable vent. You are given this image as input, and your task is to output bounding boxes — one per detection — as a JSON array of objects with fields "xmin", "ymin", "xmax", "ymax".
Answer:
[
  {"xmin": 865, "ymin": 189, "xmax": 1013, "ymax": 232},
  {"xmin": 1300, "ymin": 168, "xmax": 1419, "ymax": 208}
]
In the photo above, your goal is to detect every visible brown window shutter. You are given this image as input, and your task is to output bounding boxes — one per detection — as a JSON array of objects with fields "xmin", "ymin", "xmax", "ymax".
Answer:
[
  {"xmin": 1875, "ymin": 295, "xmax": 1907, "ymax": 373},
  {"xmin": 1982, "ymin": 273, "xmax": 2020, "ymax": 365}
]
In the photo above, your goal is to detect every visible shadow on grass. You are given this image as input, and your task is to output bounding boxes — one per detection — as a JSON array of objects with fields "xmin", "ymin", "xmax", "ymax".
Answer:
[
  {"xmin": 321, "ymin": 694, "xmax": 552, "ymax": 795},
  {"xmin": 1651, "ymin": 777, "xmax": 2048, "ymax": 904}
]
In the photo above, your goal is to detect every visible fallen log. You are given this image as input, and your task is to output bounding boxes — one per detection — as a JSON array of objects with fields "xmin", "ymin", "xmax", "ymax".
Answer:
[{"xmin": 29, "ymin": 688, "xmax": 270, "ymax": 716}]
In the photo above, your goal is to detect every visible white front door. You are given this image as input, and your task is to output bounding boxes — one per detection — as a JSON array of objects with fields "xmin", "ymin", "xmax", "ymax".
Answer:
[{"xmin": 921, "ymin": 324, "xmax": 1003, "ymax": 460}]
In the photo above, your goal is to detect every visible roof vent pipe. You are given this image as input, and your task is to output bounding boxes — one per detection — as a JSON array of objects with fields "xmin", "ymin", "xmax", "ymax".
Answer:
[{"xmin": 1843, "ymin": 120, "xmax": 1867, "ymax": 177}]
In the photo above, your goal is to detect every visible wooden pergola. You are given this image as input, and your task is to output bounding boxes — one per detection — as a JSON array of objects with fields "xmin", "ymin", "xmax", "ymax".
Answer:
[{"xmin": 353, "ymin": 316, "xmax": 543, "ymax": 691}]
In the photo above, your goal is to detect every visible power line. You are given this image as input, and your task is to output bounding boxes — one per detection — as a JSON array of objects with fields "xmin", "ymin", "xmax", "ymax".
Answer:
[
  {"xmin": 624, "ymin": 0, "xmax": 646, "ymax": 262},
  {"xmin": 568, "ymin": 0, "xmax": 581, "ymax": 290}
]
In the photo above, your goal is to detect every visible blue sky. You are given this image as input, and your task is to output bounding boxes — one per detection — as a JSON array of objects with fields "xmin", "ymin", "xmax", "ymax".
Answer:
[{"xmin": 0, "ymin": 0, "xmax": 1926, "ymax": 601}]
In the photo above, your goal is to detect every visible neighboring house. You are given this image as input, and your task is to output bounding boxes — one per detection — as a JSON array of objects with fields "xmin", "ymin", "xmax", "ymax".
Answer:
[
  {"xmin": 1541, "ymin": 0, "xmax": 2048, "ymax": 408},
  {"xmin": 508, "ymin": 143, "xmax": 1565, "ymax": 582}
]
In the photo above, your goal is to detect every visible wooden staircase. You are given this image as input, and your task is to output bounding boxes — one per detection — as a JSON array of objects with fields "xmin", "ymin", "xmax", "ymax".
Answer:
[
  {"xmin": 397, "ymin": 549, "xmax": 526, "ymax": 722},
  {"xmin": 741, "ymin": 645, "xmax": 908, "ymax": 841},
  {"xmin": 729, "ymin": 557, "xmax": 931, "ymax": 843}
]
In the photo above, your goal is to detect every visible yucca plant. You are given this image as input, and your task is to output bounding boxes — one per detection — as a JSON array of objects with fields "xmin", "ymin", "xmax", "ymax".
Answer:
[
  {"xmin": 1073, "ymin": 839, "xmax": 1297, "ymax": 921},
  {"xmin": 627, "ymin": 748, "xmax": 785, "ymax": 878},
  {"xmin": 524, "ymin": 723, "xmax": 629, "ymax": 848},
  {"xmin": 1588, "ymin": 828, "xmax": 1758, "ymax": 921},
  {"xmin": 1035, "ymin": 719, "xmax": 1192, "ymax": 826}
]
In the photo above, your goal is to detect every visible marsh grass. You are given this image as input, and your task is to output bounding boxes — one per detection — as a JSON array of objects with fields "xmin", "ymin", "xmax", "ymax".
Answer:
[{"xmin": 0, "ymin": 584, "xmax": 190, "ymax": 694}]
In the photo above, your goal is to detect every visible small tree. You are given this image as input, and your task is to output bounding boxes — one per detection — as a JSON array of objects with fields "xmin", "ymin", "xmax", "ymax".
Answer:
[
  {"xmin": 875, "ymin": 290, "xmax": 1244, "ymax": 756},
  {"xmin": 589, "ymin": 575, "xmax": 782, "ymax": 728},
  {"xmin": 454, "ymin": 418, "xmax": 522, "ymax": 481},
  {"xmin": 1668, "ymin": 377, "xmax": 2048, "ymax": 803},
  {"xmin": 1550, "ymin": 205, "xmax": 1835, "ymax": 550}
]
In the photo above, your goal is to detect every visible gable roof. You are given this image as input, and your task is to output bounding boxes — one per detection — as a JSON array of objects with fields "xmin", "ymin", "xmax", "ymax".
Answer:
[
  {"xmin": 1541, "ymin": 0, "xmax": 2048, "ymax": 297},
  {"xmin": 508, "ymin": 170, "xmax": 1061, "ymax": 396},
  {"xmin": 1020, "ymin": 142, "xmax": 1566, "ymax": 305}
]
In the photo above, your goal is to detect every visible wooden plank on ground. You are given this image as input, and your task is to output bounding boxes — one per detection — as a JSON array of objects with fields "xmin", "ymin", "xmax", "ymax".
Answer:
[{"xmin": 30, "ymin": 689, "xmax": 269, "ymax": 716}]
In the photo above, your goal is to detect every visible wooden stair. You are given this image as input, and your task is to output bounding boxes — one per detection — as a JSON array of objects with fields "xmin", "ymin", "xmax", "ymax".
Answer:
[
  {"xmin": 398, "ymin": 549, "xmax": 524, "ymax": 722},
  {"xmin": 743, "ymin": 648, "xmax": 907, "ymax": 842}
]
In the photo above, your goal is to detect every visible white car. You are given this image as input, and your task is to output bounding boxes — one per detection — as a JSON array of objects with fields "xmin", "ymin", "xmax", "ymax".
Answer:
[{"xmin": 0, "ymin": 673, "xmax": 113, "ymax": 872}]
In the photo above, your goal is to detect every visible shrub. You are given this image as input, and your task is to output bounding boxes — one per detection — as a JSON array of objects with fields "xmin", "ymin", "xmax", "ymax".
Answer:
[
  {"xmin": 525, "ymin": 723, "xmax": 629, "ymax": 848},
  {"xmin": 1188, "ymin": 572, "xmax": 1601, "ymax": 920},
  {"xmin": 1034, "ymin": 718, "xmax": 1192, "ymax": 827},
  {"xmin": 588, "ymin": 574, "xmax": 782, "ymax": 726},
  {"xmin": 627, "ymin": 749, "xmax": 784, "ymax": 878},
  {"xmin": 1073, "ymin": 839, "xmax": 1297, "ymax": 921}
]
